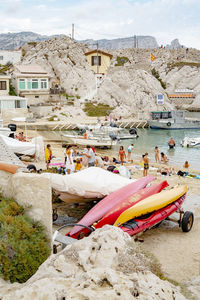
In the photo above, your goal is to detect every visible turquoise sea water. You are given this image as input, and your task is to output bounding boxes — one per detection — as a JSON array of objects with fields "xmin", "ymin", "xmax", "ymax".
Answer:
[{"xmin": 113, "ymin": 128, "xmax": 200, "ymax": 170}]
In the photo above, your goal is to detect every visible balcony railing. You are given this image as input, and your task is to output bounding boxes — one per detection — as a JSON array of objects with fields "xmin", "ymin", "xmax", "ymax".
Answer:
[{"xmin": 50, "ymin": 87, "xmax": 65, "ymax": 95}]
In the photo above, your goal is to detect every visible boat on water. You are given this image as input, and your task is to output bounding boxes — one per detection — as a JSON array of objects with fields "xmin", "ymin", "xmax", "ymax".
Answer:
[
  {"xmin": 62, "ymin": 133, "xmax": 117, "ymax": 148},
  {"xmin": 77, "ymin": 123, "xmax": 138, "ymax": 140},
  {"xmin": 181, "ymin": 137, "xmax": 200, "ymax": 148},
  {"xmin": 148, "ymin": 110, "xmax": 200, "ymax": 129}
]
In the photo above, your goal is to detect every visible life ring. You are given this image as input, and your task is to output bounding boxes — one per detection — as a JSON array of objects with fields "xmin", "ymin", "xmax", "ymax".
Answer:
[{"xmin": 167, "ymin": 122, "xmax": 171, "ymax": 127}]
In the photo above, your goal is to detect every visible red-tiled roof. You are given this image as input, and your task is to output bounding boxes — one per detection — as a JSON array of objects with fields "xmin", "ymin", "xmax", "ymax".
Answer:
[{"xmin": 169, "ymin": 94, "xmax": 195, "ymax": 98}]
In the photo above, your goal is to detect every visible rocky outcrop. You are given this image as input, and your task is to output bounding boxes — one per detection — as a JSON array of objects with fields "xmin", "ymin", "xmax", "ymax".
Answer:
[
  {"xmin": 0, "ymin": 226, "xmax": 187, "ymax": 299},
  {"xmin": 94, "ymin": 68, "xmax": 173, "ymax": 118},
  {"xmin": 166, "ymin": 39, "xmax": 183, "ymax": 49},
  {"xmin": 19, "ymin": 37, "xmax": 200, "ymax": 116}
]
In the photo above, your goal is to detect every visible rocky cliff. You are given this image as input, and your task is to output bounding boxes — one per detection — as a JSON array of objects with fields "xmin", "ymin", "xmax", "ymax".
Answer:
[
  {"xmin": 19, "ymin": 36, "xmax": 200, "ymax": 116},
  {"xmin": 0, "ymin": 226, "xmax": 189, "ymax": 299}
]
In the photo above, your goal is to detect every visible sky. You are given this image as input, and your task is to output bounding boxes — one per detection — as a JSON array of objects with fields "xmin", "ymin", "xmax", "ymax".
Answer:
[{"xmin": 0, "ymin": 0, "xmax": 200, "ymax": 49}]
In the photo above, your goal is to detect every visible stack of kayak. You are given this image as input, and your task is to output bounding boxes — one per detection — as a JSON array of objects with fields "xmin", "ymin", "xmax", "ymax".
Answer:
[{"xmin": 67, "ymin": 175, "xmax": 189, "ymax": 240}]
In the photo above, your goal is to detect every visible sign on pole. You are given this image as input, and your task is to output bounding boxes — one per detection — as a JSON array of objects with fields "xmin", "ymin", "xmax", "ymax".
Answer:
[{"xmin": 157, "ymin": 94, "xmax": 164, "ymax": 105}]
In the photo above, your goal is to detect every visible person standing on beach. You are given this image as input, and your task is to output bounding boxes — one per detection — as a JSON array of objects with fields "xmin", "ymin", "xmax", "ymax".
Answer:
[
  {"xmin": 82, "ymin": 145, "xmax": 95, "ymax": 167},
  {"xmin": 65, "ymin": 145, "xmax": 75, "ymax": 174},
  {"xmin": 155, "ymin": 146, "xmax": 159, "ymax": 163},
  {"xmin": 118, "ymin": 146, "xmax": 126, "ymax": 165},
  {"xmin": 143, "ymin": 153, "xmax": 149, "ymax": 177},
  {"xmin": 127, "ymin": 144, "xmax": 134, "ymax": 163},
  {"xmin": 45, "ymin": 144, "xmax": 52, "ymax": 169}
]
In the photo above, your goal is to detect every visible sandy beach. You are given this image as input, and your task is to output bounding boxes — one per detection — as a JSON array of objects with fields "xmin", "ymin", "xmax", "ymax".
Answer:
[{"xmin": 19, "ymin": 130, "xmax": 200, "ymax": 285}]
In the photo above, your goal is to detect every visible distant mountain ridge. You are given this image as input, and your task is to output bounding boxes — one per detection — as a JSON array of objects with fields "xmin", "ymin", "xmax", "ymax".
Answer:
[
  {"xmin": 0, "ymin": 31, "xmax": 63, "ymax": 50},
  {"xmin": 0, "ymin": 31, "xmax": 183, "ymax": 50}
]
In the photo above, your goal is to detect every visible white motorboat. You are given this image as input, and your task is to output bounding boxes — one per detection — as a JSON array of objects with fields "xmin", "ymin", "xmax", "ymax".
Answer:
[
  {"xmin": 148, "ymin": 110, "xmax": 200, "ymax": 130},
  {"xmin": 0, "ymin": 119, "xmax": 11, "ymax": 136},
  {"xmin": 62, "ymin": 133, "xmax": 117, "ymax": 148},
  {"xmin": 181, "ymin": 137, "xmax": 200, "ymax": 148}
]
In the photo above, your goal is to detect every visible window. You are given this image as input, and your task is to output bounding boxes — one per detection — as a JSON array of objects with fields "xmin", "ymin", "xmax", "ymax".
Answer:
[
  {"xmin": 32, "ymin": 79, "xmax": 38, "ymax": 89},
  {"xmin": 91, "ymin": 56, "xmax": 101, "ymax": 66},
  {"xmin": 0, "ymin": 56, "xmax": 3, "ymax": 60},
  {"xmin": 0, "ymin": 81, "xmax": 6, "ymax": 90},
  {"xmin": 35, "ymin": 96, "xmax": 39, "ymax": 98},
  {"xmin": 19, "ymin": 79, "xmax": 25, "ymax": 90},
  {"xmin": 15, "ymin": 100, "xmax": 26, "ymax": 108},
  {"xmin": 41, "ymin": 79, "xmax": 47, "ymax": 89}
]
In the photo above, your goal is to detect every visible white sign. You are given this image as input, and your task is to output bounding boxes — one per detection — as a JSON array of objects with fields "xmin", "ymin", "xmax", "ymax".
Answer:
[
  {"xmin": 175, "ymin": 89, "xmax": 194, "ymax": 93},
  {"xmin": 157, "ymin": 94, "xmax": 164, "ymax": 105}
]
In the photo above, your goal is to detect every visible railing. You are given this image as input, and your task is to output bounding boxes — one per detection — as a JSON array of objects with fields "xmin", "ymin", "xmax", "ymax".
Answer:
[{"xmin": 50, "ymin": 88, "xmax": 65, "ymax": 95}]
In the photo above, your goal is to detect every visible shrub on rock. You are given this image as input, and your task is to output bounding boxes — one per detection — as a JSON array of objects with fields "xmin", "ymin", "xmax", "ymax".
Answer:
[{"xmin": 0, "ymin": 195, "xmax": 50, "ymax": 283}]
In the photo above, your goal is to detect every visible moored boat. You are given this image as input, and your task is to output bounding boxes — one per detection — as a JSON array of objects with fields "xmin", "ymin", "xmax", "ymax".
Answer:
[
  {"xmin": 148, "ymin": 110, "xmax": 200, "ymax": 130},
  {"xmin": 181, "ymin": 137, "xmax": 200, "ymax": 148}
]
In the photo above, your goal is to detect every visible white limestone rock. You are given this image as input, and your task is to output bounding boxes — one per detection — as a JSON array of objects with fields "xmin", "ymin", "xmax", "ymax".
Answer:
[{"xmin": 0, "ymin": 226, "xmax": 187, "ymax": 300}]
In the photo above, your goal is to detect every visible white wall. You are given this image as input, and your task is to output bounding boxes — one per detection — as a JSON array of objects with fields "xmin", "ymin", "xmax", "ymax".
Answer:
[{"xmin": 0, "ymin": 50, "xmax": 21, "ymax": 65}]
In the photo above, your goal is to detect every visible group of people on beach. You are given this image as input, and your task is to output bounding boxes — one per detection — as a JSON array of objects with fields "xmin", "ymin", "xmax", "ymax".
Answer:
[{"xmin": 44, "ymin": 134, "xmax": 190, "ymax": 178}]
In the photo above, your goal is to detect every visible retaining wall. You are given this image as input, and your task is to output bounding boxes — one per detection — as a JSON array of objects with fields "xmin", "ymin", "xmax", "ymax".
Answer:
[{"xmin": 0, "ymin": 171, "xmax": 52, "ymax": 241}]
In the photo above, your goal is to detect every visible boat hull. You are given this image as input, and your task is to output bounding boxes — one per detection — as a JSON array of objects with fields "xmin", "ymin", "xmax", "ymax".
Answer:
[
  {"xmin": 120, "ymin": 194, "xmax": 186, "ymax": 236},
  {"xmin": 69, "ymin": 175, "xmax": 155, "ymax": 236},
  {"xmin": 94, "ymin": 181, "xmax": 169, "ymax": 229},
  {"xmin": 114, "ymin": 185, "xmax": 188, "ymax": 227},
  {"xmin": 149, "ymin": 120, "xmax": 200, "ymax": 130}
]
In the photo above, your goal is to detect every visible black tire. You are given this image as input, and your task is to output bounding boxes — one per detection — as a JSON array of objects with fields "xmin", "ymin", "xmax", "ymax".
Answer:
[
  {"xmin": 181, "ymin": 211, "xmax": 194, "ymax": 232},
  {"xmin": 167, "ymin": 122, "xmax": 171, "ymax": 127}
]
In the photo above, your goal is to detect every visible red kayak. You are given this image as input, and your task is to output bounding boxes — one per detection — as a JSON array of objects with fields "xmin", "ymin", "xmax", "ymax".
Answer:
[
  {"xmin": 69, "ymin": 175, "xmax": 155, "ymax": 236},
  {"xmin": 94, "ymin": 181, "xmax": 169, "ymax": 229},
  {"xmin": 120, "ymin": 194, "xmax": 186, "ymax": 236}
]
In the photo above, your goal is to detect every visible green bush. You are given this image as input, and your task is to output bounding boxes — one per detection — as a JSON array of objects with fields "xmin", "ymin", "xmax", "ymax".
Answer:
[
  {"xmin": 9, "ymin": 83, "xmax": 17, "ymax": 96},
  {"xmin": 0, "ymin": 195, "xmax": 50, "ymax": 283},
  {"xmin": 151, "ymin": 68, "xmax": 166, "ymax": 89},
  {"xmin": 115, "ymin": 56, "xmax": 130, "ymax": 66},
  {"xmin": 84, "ymin": 103, "xmax": 113, "ymax": 117}
]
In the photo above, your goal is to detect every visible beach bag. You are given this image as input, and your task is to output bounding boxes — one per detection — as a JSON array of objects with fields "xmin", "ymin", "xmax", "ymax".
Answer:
[{"xmin": 107, "ymin": 165, "xmax": 116, "ymax": 172}]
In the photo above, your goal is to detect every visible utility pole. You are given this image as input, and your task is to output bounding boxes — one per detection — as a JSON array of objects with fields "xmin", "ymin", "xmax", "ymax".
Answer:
[
  {"xmin": 72, "ymin": 23, "xmax": 74, "ymax": 40},
  {"xmin": 96, "ymin": 42, "xmax": 99, "ymax": 74},
  {"xmin": 134, "ymin": 35, "xmax": 137, "ymax": 48}
]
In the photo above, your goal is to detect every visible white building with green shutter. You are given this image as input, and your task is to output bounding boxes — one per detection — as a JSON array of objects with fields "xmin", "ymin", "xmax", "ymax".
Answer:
[{"xmin": 12, "ymin": 64, "xmax": 51, "ymax": 105}]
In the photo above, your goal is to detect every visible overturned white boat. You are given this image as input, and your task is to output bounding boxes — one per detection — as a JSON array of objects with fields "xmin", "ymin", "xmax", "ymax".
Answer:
[
  {"xmin": 0, "ymin": 134, "xmax": 44, "ymax": 158},
  {"xmin": 42, "ymin": 167, "xmax": 135, "ymax": 203},
  {"xmin": 181, "ymin": 137, "xmax": 200, "ymax": 148}
]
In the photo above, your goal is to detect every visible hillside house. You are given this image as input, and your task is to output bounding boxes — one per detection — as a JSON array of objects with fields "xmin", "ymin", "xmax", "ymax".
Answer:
[
  {"xmin": 0, "ymin": 50, "xmax": 21, "ymax": 65},
  {"xmin": 85, "ymin": 50, "xmax": 113, "ymax": 75},
  {"xmin": 0, "ymin": 75, "xmax": 27, "ymax": 118},
  {"xmin": 12, "ymin": 64, "xmax": 51, "ymax": 105},
  {"xmin": 168, "ymin": 90, "xmax": 195, "ymax": 107}
]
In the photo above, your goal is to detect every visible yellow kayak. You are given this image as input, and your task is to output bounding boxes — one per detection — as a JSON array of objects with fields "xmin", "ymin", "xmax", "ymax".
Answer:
[{"xmin": 114, "ymin": 185, "xmax": 188, "ymax": 227}]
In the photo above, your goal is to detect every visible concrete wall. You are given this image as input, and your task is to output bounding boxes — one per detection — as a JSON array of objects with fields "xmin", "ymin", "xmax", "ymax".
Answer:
[
  {"xmin": 20, "ymin": 93, "xmax": 50, "ymax": 105},
  {"xmin": 30, "ymin": 105, "xmax": 52, "ymax": 117},
  {"xmin": 0, "ymin": 171, "xmax": 52, "ymax": 241},
  {"xmin": 1, "ymin": 108, "xmax": 27, "ymax": 122},
  {"xmin": 0, "ymin": 50, "xmax": 21, "ymax": 65}
]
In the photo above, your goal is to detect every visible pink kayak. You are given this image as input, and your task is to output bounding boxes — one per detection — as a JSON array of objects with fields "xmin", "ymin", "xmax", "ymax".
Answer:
[
  {"xmin": 69, "ymin": 175, "xmax": 155, "ymax": 236},
  {"xmin": 94, "ymin": 181, "xmax": 169, "ymax": 229}
]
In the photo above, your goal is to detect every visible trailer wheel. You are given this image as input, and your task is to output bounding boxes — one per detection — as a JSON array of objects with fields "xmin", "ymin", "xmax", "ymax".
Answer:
[{"xmin": 181, "ymin": 211, "xmax": 194, "ymax": 232}]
